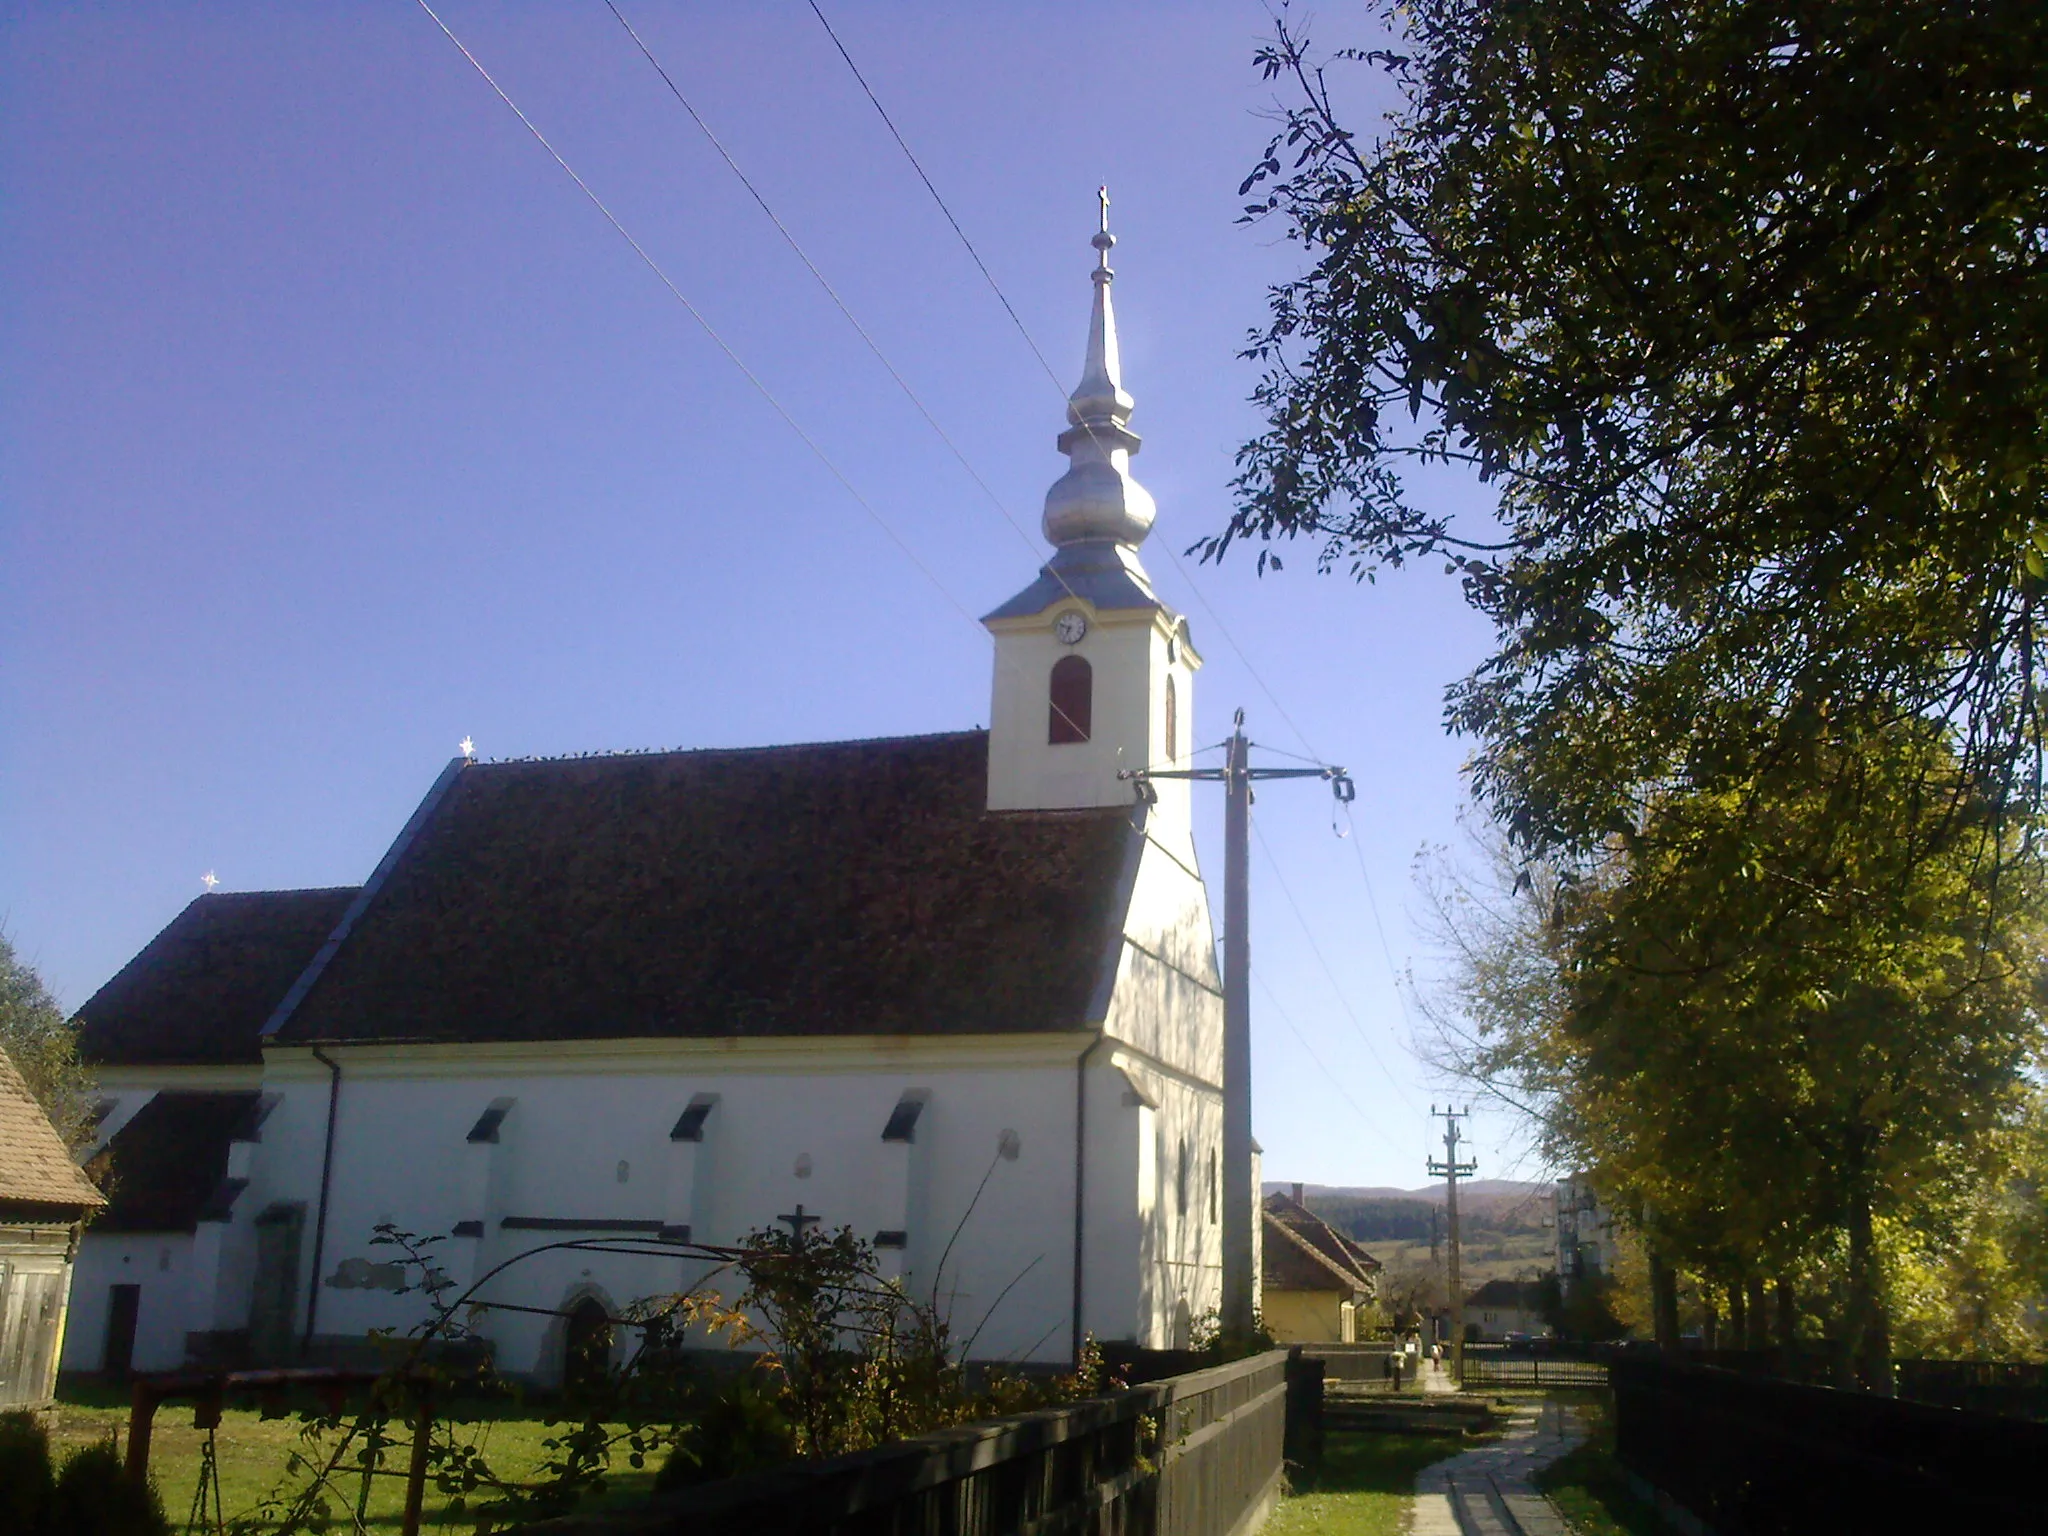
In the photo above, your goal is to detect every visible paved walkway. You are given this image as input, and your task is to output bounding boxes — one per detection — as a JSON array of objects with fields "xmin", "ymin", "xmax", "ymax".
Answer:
[{"xmin": 1409, "ymin": 1399, "xmax": 1582, "ymax": 1536}]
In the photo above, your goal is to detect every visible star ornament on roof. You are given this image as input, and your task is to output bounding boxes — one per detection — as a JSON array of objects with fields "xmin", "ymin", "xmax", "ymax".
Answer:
[
  {"xmin": 201, "ymin": 870, "xmax": 220, "ymax": 891},
  {"xmin": 459, "ymin": 736, "xmax": 476, "ymax": 760}
]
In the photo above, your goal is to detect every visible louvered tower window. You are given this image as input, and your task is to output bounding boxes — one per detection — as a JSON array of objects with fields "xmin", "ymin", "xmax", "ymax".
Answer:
[{"xmin": 1049, "ymin": 655, "xmax": 1092, "ymax": 743}]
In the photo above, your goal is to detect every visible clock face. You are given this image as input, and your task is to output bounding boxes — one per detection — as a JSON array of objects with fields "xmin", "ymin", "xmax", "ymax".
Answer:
[{"xmin": 1055, "ymin": 611, "xmax": 1089, "ymax": 644}]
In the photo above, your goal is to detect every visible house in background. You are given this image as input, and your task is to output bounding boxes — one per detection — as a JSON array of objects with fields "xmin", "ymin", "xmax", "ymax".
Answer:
[
  {"xmin": 0, "ymin": 1045, "xmax": 105, "ymax": 1408},
  {"xmin": 1259, "ymin": 1186, "xmax": 1380, "ymax": 1343},
  {"xmin": 1463, "ymin": 1278, "xmax": 1551, "ymax": 1342}
]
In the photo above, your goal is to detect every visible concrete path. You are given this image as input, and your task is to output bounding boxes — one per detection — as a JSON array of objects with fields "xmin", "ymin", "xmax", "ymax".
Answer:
[{"xmin": 1409, "ymin": 1400, "xmax": 1582, "ymax": 1536}]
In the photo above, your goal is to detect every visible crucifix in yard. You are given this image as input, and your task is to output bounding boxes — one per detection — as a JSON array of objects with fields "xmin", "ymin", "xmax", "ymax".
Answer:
[{"xmin": 777, "ymin": 1205, "xmax": 822, "ymax": 1243}]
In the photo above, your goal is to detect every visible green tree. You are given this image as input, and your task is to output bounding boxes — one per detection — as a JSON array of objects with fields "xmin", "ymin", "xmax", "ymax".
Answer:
[
  {"xmin": 1418, "ymin": 728, "xmax": 2048, "ymax": 1373},
  {"xmin": 0, "ymin": 933, "xmax": 96, "ymax": 1150},
  {"xmin": 1217, "ymin": 0, "xmax": 2048, "ymax": 852},
  {"xmin": 1553, "ymin": 725, "xmax": 2047, "ymax": 1382},
  {"xmin": 1885, "ymin": 1098, "xmax": 2048, "ymax": 1361}
]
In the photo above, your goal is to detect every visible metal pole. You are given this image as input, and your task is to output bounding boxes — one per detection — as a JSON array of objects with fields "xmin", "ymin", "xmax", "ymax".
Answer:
[{"xmin": 1221, "ymin": 713, "xmax": 1254, "ymax": 1337}]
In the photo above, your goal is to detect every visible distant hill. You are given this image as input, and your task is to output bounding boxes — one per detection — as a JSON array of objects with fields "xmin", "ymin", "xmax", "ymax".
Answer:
[
  {"xmin": 1264, "ymin": 1180, "xmax": 1554, "ymax": 1255},
  {"xmin": 1265, "ymin": 1180, "xmax": 1549, "ymax": 1205}
]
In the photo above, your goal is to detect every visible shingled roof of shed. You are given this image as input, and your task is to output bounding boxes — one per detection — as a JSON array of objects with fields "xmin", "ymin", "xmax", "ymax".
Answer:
[
  {"xmin": 74, "ymin": 888, "xmax": 359, "ymax": 1066},
  {"xmin": 271, "ymin": 731, "xmax": 1138, "ymax": 1047},
  {"xmin": 0, "ymin": 1047, "xmax": 104, "ymax": 1215}
]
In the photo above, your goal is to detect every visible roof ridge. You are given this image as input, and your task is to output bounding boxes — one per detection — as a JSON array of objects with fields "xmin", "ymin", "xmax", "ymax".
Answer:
[
  {"xmin": 1266, "ymin": 1207, "xmax": 1374, "ymax": 1290},
  {"xmin": 196, "ymin": 886, "xmax": 363, "ymax": 900},
  {"xmin": 470, "ymin": 727, "xmax": 988, "ymax": 768}
]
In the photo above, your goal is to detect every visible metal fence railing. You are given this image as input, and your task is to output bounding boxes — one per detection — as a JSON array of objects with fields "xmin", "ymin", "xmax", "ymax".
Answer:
[{"xmin": 1456, "ymin": 1349, "xmax": 1608, "ymax": 1388}]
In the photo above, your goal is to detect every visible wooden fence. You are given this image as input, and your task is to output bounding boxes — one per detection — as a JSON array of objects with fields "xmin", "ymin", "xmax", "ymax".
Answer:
[
  {"xmin": 1610, "ymin": 1355, "xmax": 2048, "ymax": 1532},
  {"xmin": 532, "ymin": 1349, "xmax": 1300, "ymax": 1536}
]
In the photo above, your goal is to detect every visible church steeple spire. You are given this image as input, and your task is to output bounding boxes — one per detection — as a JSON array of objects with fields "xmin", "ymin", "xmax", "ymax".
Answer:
[
  {"xmin": 1042, "ymin": 189, "xmax": 1156, "ymax": 549},
  {"xmin": 983, "ymin": 193, "xmax": 1198, "ymax": 823}
]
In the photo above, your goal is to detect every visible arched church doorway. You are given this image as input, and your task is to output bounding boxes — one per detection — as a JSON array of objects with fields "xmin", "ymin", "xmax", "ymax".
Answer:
[
  {"xmin": 562, "ymin": 1297, "xmax": 614, "ymax": 1395},
  {"xmin": 1172, "ymin": 1298, "xmax": 1193, "ymax": 1351}
]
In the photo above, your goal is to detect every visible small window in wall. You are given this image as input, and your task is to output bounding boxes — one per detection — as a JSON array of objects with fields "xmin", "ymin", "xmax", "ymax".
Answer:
[
  {"xmin": 1164, "ymin": 676, "xmax": 1177, "ymax": 761},
  {"xmin": 1049, "ymin": 655, "xmax": 1092, "ymax": 744},
  {"xmin": 1176, "ymin": 1138, "xmax": 1190, "ymax": 1218}
]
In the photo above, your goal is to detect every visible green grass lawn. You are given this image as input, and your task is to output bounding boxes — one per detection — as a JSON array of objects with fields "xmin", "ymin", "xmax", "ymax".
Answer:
[
  {"xmin": 1532, "ymin": 1399, "xmax": 1665, "ymax": 1536},
  {"xmin": 48, "ymin": 1380, "xmax": 661, "ymax": 1532},
  {"xmin": 1263, "ymin": 1431, "xmax": 1472, "ymax": 1536}
]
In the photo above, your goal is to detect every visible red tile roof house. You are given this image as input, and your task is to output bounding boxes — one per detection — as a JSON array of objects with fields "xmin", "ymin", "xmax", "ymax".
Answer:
[
  {"xmin": 61, "ymin": 235, "xmax": 1247, "ymax": 1385},
  {"xmin": 1260, "ymin": 1187, "xmax": 1381, "ymax": 1343},
  {"xmin": 0, "ymin": 1045, "xmax": 105, "ymax": 1408}
]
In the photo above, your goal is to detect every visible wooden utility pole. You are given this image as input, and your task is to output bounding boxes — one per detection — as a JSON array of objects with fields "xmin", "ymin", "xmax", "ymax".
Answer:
[
  {"xmin": 1429, "ymin": 1106, "xmax": 1476, "ymax": 1376},
  {"xmin": 1127, "ymin": 710, "xmax": 1352, "ymax": 1339}
]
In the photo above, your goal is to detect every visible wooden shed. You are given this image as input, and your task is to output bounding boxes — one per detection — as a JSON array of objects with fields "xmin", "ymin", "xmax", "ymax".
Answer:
[{"xmin": 0, "ymin": 1045, "xmax": 104, "ymax": 1408}]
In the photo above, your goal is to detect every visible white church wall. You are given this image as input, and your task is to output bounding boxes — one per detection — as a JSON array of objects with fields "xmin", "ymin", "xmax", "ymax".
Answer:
[
  {"xmin": 240, "ymin": 1057, "xmax": 373, "ymax": 1355},
  {"xmin": 196, "ymin": 1138, "xmax": 266, "ymax": 1338},
  {"xmin": 258, "ymin": 1039, "xmax": 1096, "ymax": 1377},
  {"xmin": 1078, "ymin": 1061, "xmax": 1145, "ymax": 1346},
  {"xmin": 1102, "ymin": 844, "xmax": 1223, "ymax": 1087},
  {"xmin": 62, "ymin": 1233, "xmax": 195, "ymax": 1374},
  {"xmin": 1073, "ymin": 1055, "xmax": 1220, "ymax": 1351}
]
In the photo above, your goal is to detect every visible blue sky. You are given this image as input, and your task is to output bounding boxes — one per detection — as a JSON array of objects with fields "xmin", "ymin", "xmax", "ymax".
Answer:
[{"xmin": 1, "ymin": 1, "xmax": 1524, "ymax": 1190}]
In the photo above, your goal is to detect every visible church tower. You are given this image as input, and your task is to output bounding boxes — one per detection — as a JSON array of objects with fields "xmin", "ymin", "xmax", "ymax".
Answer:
[{"xmin": 984, "ymin": 198, "xmax": 1199, "ymax": 846}]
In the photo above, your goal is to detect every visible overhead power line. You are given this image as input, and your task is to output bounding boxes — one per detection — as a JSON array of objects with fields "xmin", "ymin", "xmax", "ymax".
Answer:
[
  {"xmin": 802, "ymin": 0, "xmax": 1324, "ymax": 767},
  {"xmin": 1252, "ymin": 817, "xmax": 1423, "ymax": 1118},
  {"xmin": 1253, "ymin": 971, "xmax": 1408, "ymax": 1157},
  {"xmin": 804, "ymin": 0, "xmax": 1432, "ymax": 1127},
  {"xmin": 599, "ymin": 0, "xmax": 1097, "ymax": 612},
  {"xmin": 416, "ymin": 0, "xmax": 1125, "ymax": 743},
  {"xmin": 411, "ymin": 0, "xmax": 972, "ymax": 631}
]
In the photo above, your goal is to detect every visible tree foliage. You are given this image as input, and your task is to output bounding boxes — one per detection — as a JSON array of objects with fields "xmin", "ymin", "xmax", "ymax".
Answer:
[
  {"xmin": 1421, "ymin": 726, "xmax": 2048, "ymax": 1369},
  {"xmin": 0, "ymin": 932, "xmax": 96, "ymax": 1151},
  {"xmin": 1219, "ymin": 0, "xmax": 2048, "ymax": 850}
]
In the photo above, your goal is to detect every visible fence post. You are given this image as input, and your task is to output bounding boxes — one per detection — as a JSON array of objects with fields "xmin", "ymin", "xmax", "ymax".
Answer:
[
  {"xmin": 401, "ymin": 1387, "xmax": 433, "ymax": 1536},
  {"xmin": 124, "ymin": 1376, "xmax": 159, "ymax": 1487},
  {"xmin": 1284, "ymin": 1347, "xmax": 1324, "ymax": 1474}
]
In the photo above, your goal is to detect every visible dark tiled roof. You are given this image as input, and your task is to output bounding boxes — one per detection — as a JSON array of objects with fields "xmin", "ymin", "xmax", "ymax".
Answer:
[
  {"xmin": 90, "ymin": 1092, "xmax": 264, "ymax": 1233},
  {"xmin": 1262, "ymin": 1191, "xmax": 1380, "ymax": 1294},
  {"xmin": 74, "ymin": 889, "xmax": 358, "ymax": 1065},
  {"xmin": 274, "ymin": 732, "xmax": 1136, "ymax": 1046},
  {"xmin": 0, "ymin": 1047, "xmax": 104, "ymax": 1214}
]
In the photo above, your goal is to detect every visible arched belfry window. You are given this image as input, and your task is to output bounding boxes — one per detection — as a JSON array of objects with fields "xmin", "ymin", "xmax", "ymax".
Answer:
[
  {"xmin": 1049, "ymin": 655, "xmax": 1092, "ymax": 744},
  {"xmin": 1164, "ymin": 675, "xmax": 1178, "ymax": 761}
]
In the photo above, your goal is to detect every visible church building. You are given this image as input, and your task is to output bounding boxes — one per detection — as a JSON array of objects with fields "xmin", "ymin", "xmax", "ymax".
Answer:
[{"xmin": 65, "ymin": 218, "xmax": 1230, "ymax": 1382}]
